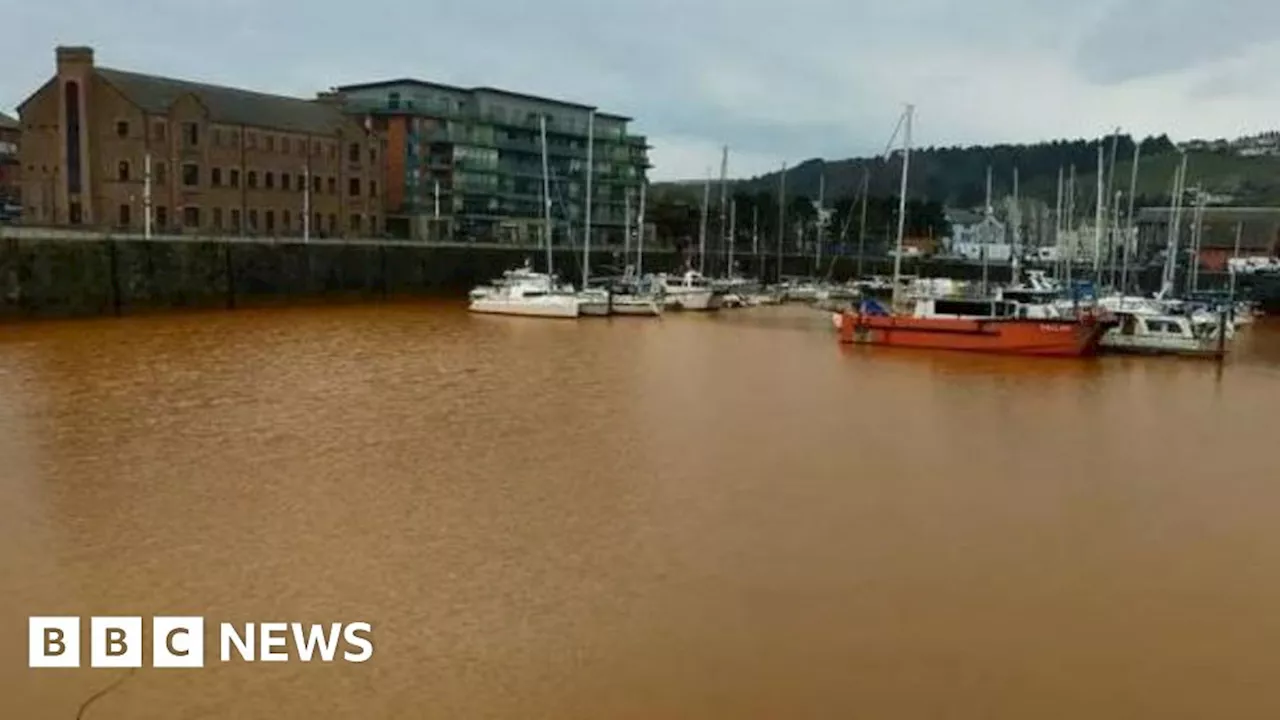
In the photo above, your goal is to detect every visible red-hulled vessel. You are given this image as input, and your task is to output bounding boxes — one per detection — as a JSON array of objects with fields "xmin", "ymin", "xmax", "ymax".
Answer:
[{"xmin": 834, "ymin": 298, "xmax": 1113, "ymax": 357}]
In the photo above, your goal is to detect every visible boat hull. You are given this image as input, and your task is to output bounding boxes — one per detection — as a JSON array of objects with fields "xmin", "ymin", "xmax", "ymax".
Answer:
[
  {"xmin": 579, "ymin": 301, "xmax": 612, "ymax": 316},
  {"xmin": 611, "ymin": 297, "xmax": 663, "ymax": 316},
  {"xmin": 835, "ymin": 311, "xmax": 1109, "ymax": 357},
  {"xmin": 469, "ymin": 297, "xmax": 580, "ymax": 318},
  {"xmin": 665, "ymin": 289, "xmax": 717, "ymax": 311}
]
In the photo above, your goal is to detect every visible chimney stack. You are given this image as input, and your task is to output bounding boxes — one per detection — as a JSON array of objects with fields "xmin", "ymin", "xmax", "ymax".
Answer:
[{"xmin": 55, "ymin": 45, "xmax": 95, "ymax": 73}]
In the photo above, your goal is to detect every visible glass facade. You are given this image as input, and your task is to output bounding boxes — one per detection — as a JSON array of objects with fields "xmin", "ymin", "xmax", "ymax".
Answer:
[{"xmin": 341, "ymin": 81, "xmax": 651, "ymax": 242}]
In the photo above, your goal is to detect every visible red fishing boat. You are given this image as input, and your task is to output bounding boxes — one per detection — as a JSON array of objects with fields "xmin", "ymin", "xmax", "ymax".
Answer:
[{"xmin": 833, "ymin": 297, "xmax": 1113, "ymax": 357}]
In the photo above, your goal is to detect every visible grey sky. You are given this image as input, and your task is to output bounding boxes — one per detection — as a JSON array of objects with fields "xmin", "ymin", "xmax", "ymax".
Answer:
[{"xmin": 5, "ymin": 0, "xmax": 1280, "ymax": 180}]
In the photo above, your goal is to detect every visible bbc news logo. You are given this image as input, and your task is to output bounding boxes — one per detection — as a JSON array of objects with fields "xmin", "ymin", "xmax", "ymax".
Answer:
[{"xmin": 29, "ymin": 617, "xmax": 373, "ymax": 668}]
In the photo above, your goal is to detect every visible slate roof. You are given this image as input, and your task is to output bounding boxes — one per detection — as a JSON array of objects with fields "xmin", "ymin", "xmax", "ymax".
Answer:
[
  {"xmin": 0, "ymin": 111, "xmax": 18, "ymax": 130},
  {"xmin": 96, "ymin": 67, "xmax": 350, "ymax": 135}
]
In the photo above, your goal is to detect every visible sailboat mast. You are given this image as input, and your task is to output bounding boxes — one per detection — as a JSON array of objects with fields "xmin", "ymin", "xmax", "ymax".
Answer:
[
  {"xmin": 981, "ymin": 164, "xmax": 992, "ymax": 295},
  {"xmin": 752, "ymin": 203, "xmax": 760, "ymax": 274},
  {"xmin": 718, "ymin": 145, "xmax": 729, "ymax": 275},
  {"xmin": 637, "ymin": 180, "xmax": 647, "ymax": 276},
  {"xmin": 777, "ymin": 161, "xmax": 787, "ymax": 284},
  {"xmin": 540, "ymin": 114, "xmax": 553, "ymax": 276},
  {"xmin": 728, "ymin": 198, "xmax": 737, "ymax": 274},
  {"xmin": 1120, "ymin": 141, "xmax": 1141, "ymax": 296},
  {"xmin": 583, "ymin": 110, "xmax": 595, "ymax": 287},
  {"xmin": 1011, "ymin": 166, "xmax": 1021, "ymax": 284},
  {"xmin": 890, "ymin": 104, "xmax": 913, "ymax": 308},
  {"xmin": 1107, "ymin": 189, "xmax": 1122, "ymax": 289},
  {"xmin": 623, "ymin": 187, "xmax": 633, "ymax": 272},
  {"xmin": 1054, "ymin": 167, "xmax": 1064, "ymax": 281},
  {"xmin": 815, "ymin": 170, "xmax": 825, "ymax": 276},
  {"xmin": 1162, "ymin": 153, "xmax": 1187, "ymax": 296},
  {"xmin": 1093, "ymin": 142, "xmax": 1105, "ymax": 287},
  {"xmin": 856, "ymin": 170, "xmax": 869, "ymax": 280},
  {"xmin": 699, "ymin": 169, "xmax": 711, "ymax": 274}
]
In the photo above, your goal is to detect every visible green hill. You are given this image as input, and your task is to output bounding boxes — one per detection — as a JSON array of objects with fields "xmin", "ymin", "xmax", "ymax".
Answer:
[{"xmin": 655, "ymin": 135, "xmax": 1280, "ymax": 209}]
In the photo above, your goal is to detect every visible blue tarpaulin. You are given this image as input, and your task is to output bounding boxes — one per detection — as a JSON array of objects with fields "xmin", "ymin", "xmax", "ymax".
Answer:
[{"xmin": 859, "ymin": 298, "xmax": 891, "ymax": 316}]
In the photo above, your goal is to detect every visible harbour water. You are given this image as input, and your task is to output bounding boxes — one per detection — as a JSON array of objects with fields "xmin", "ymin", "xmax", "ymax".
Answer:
[{"xmin": 2, "ymin": 303, "xmax": 1279, "ymax": 718}]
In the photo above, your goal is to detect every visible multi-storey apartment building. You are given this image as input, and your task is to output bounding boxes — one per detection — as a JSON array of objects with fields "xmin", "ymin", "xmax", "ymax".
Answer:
[
  {"xmin": 17, "ymin": 46, "xmax": 382, "ymax": 237},
  {"xmin": 0, "ymin": 111, "xmax": 18, "ymax": 216},
  {"xmin": 335, "ymin": 79, "xmax": 650, "ymax": 244}
]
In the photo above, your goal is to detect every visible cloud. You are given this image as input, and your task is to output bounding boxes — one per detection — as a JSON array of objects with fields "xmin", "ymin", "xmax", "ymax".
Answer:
[{"xmin": 4, "ymin": 0, "xmax": 1280, "ymax": 181}]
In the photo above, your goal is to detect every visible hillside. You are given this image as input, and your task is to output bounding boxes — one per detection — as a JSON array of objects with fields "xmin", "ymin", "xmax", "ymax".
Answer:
[{"xmin": 654, "ymin": 135, "xmax": 1280, "ymax": 209}]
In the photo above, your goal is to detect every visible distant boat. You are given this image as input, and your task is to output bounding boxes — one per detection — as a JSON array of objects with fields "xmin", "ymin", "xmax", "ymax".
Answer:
[
  {"xmin": 654, "ymin": 269, "xmax": 718, "ymax": 311},
  {"xmin": 1100, "ymin": 309, "xmax": 1229, "ymax": 358},
  {"xmin": 469, "ymin": 261, "xmax": 580, "ymax": 318}
]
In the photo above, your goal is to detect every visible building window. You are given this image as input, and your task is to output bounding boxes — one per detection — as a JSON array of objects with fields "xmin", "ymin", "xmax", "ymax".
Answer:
[
  {"xmin": 118, "ymin": 204, "xmax": 131, "ymax": 227},
  {"xmin": 369, "ymin": 180, "xmax": 378, "ymax": 198},
  {"xmin": 313, "ymin": 176, "xmax": 321, "ymax": 193},
  {"xmin": 156, "ymin": 206, "xmax": 168, "ymax": 228},
  {"xmin": 348, "ymin": 143, "xmax": 360, "ymax": 163},
  {"xmin": 116, "ymin": 120, "xmax": 129, "ymax": 138},
  {"xmin": 248, "ymin": 209, "xmax": 258, "ymax": 231},
  {"xmin": 265, "ymin": 210, "xmax": 275, "ymax": 233},
  {"xmin": 230, "ymin": 169, "xmax": 240, "ymax": 188},
  {"xmin": 265, "ymin": 172, "xmax": 275, "ymax": 189},
  {"xmin": 313, "ymin": 213, "xmax": 321, "ymax": 234},
  {"xmin": 230, "ymin": 208, "xmax": 241, "ymax": 232},
  {"xmin": 153, "ymin": 121, "xmax": 166, "ymax": 141},
  {"xmin": 182, "ymin": 122, "xmax": 199, "ymax": 147},
  {"xmin": 281, "ymin": 173, "xmax": 290, "ymax": 191},
  {"xmin": 182, "ymin": 163, "xmax": 199, "ymax": 187},
  {"xmin": 350, "ymin": 213, "xmax": 362, "ymax": 233},
  {"xmin": 348, "ymin": 178, "xmax": 360, "ymax": 197},
  {"xmin": 64, "ymin": 81, "xmax": 82, "ymax": 194},
  {"xmin": 327, "ymin": 177, "xmax": 336, "ymax": 194},
  {"xmin": 327, "ymin": 214, "xmax": 336, "ymax": 234},
  {"xmin": 369, "ymin": 147, "xmax": 377, "ymax": 164},
  {"xmin": 265, "ymin": 135, "xmax": 275, "ymax": 152},
  {"xmin": 213, "ymin": 207, "xmax": 223, "ymax": 230},
  {"xmin": 118, "ymin": 161, "xmax": 130, "ymax": 182},
  {"xmin": 183, "ymin": 206, "xmax": 200, "ymax": 228},
  {"xmin": 297, "ymin": 174, "xmax": 305, "ymax": 192},
  {"xmin": 248, "ymin": 171, "xmax": 258, "ymax": 189},
  {"xmin": 283, "ymin": 210, "xmax": 291, "ymax": 230},
  {"xmin": 155, "ymin": 162, "xmax": 167, "ymax": 185},
  {"xmin": 328, "ymin": 143, "xmax": 336, "ymax": 160}
]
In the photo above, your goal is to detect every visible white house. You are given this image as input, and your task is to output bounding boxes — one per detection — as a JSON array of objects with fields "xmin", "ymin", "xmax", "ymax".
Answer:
[{"xmin": 945, "ymin": 208, "xmax": 1012, "ymax": 262}]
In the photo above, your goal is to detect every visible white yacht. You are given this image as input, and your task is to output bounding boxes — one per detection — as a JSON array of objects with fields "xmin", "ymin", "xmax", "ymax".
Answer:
[
  {"xmin": 1101, "ymin": 310, "xmax": 1229, "ymax": 357},
  {"xmin": 654, "ymin": 270, "xmax": 718, "ymax": 311},
  {"xmin": 468, "ymin": 263, "xmax": 580, "ymax": 318}
]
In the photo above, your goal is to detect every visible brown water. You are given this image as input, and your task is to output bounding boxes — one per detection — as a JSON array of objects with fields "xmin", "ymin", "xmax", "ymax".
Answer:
[{"xmin": 2, "ymin": 303, "xmax": 1279, "ymax": 719}]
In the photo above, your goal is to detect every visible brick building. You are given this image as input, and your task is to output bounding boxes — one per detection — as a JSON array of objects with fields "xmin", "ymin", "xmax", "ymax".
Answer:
[
  {"xmin": 17, "ymin": 46, "xmax": 382, "ymax": 237},
  {"xmin": 0, "ymin": 110, "xmax": 18, "ymax": 215}
]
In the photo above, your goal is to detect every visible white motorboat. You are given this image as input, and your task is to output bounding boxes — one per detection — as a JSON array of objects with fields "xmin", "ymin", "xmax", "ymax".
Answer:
[
  {"xmin": 469, "ymin": 263, "xmax": 580, "ymax": 318},
  {"xmin": 1101, "ymin": 310, "xmax": 1229, "ymax": 357},
  {"xmin": 654, "ymin": 270, "xmax": 718, "ymax": 311}
]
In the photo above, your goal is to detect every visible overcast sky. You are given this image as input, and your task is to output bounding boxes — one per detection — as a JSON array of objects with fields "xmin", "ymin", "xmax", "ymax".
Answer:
[{"xmin": 6, "ymin": 0, "xmax": 1280, "ymax": 180}]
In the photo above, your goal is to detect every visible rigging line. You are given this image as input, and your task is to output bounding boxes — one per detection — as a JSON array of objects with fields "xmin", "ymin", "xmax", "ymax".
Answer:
[{"xmin": 835, "ymin": 108, "xmax": 908, "ymax": 244}]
